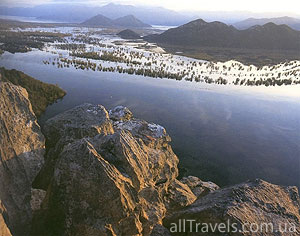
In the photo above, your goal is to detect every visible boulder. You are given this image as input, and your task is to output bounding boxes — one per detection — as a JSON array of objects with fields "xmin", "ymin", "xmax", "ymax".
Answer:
[
  {"xmin": 33, "ymin": 103, "xmax": 114, "ymax": 190},
  {"xmin": 180, "ymin": 176, "xmax": 219, "ymax": 198},
  {"xmin": 164, "ymin": 179, "xmax": 300, "ymax": 235},
  {"xmin": 109, "ymin": 105, "xmax": 133, "ymax": 121},
  {"xmin": 164, "ymin": 179, "xmax": 197, "ymax": 211},
  {"xmin": 32, "ymin": 104, "xmax": 178, "ymax": 236}
]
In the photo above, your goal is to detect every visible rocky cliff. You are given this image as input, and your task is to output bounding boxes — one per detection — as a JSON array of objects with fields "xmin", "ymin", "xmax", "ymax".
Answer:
[
  {"xmin": 0, "ymin": 82, "xmax": 45, "ymax": 235},
  {"xmin": 0, "ymin": 83, "xmax": 299, "ymax": 235}
]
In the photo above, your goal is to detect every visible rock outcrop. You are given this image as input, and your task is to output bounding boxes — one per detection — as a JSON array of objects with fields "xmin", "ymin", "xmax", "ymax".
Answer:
[
  {"xmin": 33, "ymin": 104, "xmax": 115, "ymax": 190},
  {"xmin": 164, "ymin": 179, "xmax": 300, "ymax": 235},
  {"xmin": 32, "ymin": 104, "xmax": 180, "ymax": 235},
  {"xmin": 180, "ymin": 176, "xmax": 219, "ymax": 198},
  {"xmin": 164, "ymin": 177, "xmax": 219, "ymax": 212},
  {"xmin": 0, "ymin": 82, "xmax": 45, "ymax": 235}
]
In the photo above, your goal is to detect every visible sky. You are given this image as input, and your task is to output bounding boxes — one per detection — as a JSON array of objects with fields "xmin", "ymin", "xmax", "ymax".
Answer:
[{"xmin": 2, "ymin": 0, "xmax": 300, "ymax": 16}]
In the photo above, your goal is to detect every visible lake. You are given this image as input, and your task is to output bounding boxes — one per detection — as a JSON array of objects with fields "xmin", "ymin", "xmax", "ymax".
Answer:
[
  {"xmin": 0, "ymin": 15, "xmax": 67, "ymax": 23},
  {"xmin": 1, "ymin": 50, "xmax": 299, "ymax": 188}
]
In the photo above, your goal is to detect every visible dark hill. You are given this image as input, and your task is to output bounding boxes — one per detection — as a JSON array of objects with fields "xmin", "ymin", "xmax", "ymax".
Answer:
[
  {"xmin": 146, "ymin": 19, "xmax": 238, "ymax": 47},
  {"xmin": 81, "ymin": 14, "xmax": 151, "ymax": 28},
  {"xmin": 117, "ymin": 29, "xmax": 141, "ymax": 39},
  {"xmin": 145, "ymin": 19, "xmax": 300, "ymax": 51},
  {"xmin": 234, "ymin": 16, "xmax": 300, "ymax": 30},
  {"xmin": 81, "ymin": 14, "xmax": 115, "ymax": 27},
  {"xmin": 238, "ymin": 22, "xmax": 300, "ymax": 50},
  {"xmin": 113, "ymin": 15, "xmax": 151, "ymax": 28}
]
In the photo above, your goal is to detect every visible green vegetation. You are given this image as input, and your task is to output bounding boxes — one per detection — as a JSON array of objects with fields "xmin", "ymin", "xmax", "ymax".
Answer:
[
  {"xmin": 236, "ymin": 77, "xmax": 297, "ymax": 86},
  {"xmin": 54, "ymin": 43, "xmax": 85, "ymax": 51},
  {"xmin": 70, "ymin": 51, "xmax": 142, "ymax": 65},
  {"xmin": 47, "ymin": 57, "xmax": 183, "ymax": 80},
  {"xmin": 0, "ymin": 19, "xmax": 77, "ymax": 30},
  {"xmin": 0, "ymin": 30, "xmax": 69, "ymax": 53},
  {"xmin": 44, "ymin": 55, "xmax": 300, "ymax": 86},
  {"xmin": 0, "ymin": 67, "xmax": 66, "ymax": 117},
  {"xmin": 70, "ymin": 51, "xmax": 101, "ymax": 60}
]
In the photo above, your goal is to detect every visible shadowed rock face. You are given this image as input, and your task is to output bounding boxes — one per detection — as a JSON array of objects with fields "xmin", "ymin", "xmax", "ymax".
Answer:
[{"xmin": 0, "ymin": 82, "xmax": 45, "ymax": 235}]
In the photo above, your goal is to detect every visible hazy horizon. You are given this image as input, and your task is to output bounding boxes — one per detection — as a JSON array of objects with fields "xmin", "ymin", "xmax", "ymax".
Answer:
[{"xmin": 1, "ymin": 0, "xmax": 300, "ymax": 18}]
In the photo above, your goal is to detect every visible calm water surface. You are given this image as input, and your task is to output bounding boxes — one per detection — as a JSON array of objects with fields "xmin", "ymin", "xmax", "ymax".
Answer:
[{"xmin": 1, "ymin": 50, "xmax": 299, "ymax": 188}]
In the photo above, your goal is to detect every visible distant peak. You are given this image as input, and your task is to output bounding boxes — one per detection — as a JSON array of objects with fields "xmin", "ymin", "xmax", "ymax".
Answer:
[
  {"xmin": 92, "ymin": 14, "xmax": 110, "ymax": 19},
  {"xmin": 248, "ymin": 22, "xmax": 293, "ymax": 31},
  {"xmin": 278, "ymin": 16, "xmax": 293, "ymax": 19},
  {"xmin": 104, "ymin": 3, "xmax": 116, "ymax": 7},
  {"xmin": 210, "ymin": 21, "xmax": 228, "ymax": 26},
  {"xmin": 121, "ymin": 15, "xmax": 136, "ymax": 19},
  {"xmin": 182, "ymin": 19, "xmax": 231, "ymax": 29},
  {"xmin": 193, "ymin": 18, "xmax": 208, "ymax": 24},
  {"xmin": 181, "ymin": 18, "xmax": 208, "ymax": 27},
  {"xmin": 263, "ymin": 22, "xmax": 277, "ymax": 26},
  {"xmin": 263, "ymin": 22, "xmax": 290, "ymax": 29}
]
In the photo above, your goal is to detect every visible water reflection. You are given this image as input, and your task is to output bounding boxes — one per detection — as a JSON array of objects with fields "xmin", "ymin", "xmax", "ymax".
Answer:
[{"xmin": 1, "ymin": 51, "xmax": 299, "ymax": 188}]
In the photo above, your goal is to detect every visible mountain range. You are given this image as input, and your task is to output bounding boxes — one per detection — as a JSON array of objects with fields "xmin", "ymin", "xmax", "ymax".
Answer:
[
  {"xmin": 0, "ymin": 3, "xmax": 194, "ymax": 26},
  {"xmin": 1, "ymin": 3, "xmax": 300, "ymax": 28},
  {"xmin": 234, "ymin": 16, "xmax": 300, "ymax": 30},
  {"xmin": 145, "ymin": 19, "xmax": 300, "ymax": 51},
  {"xmin": 81, "ymin": 14, "xmax": 150, "ymax": 28}
]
